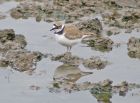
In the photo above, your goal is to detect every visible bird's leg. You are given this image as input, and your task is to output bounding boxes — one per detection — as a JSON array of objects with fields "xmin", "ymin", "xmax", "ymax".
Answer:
[
  {"xmin": 66, "ymin": 46, "xmax": 71, "ymax": 52},
  {"xmin": 69, "ymin": 46, "xmax": 72, "ymax": 51},
  {"xmin": 67, "ymin": 46, "xmax": 69, "ymax": 52},
  {"xmin": 68, "ymin": 46, "xmax": 70, "ymax": 52}
]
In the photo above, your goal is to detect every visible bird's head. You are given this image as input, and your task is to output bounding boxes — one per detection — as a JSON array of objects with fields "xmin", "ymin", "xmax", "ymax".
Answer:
[{"xmin": 50, "ymin": 24, "xmax": 62, "ymax": 31}]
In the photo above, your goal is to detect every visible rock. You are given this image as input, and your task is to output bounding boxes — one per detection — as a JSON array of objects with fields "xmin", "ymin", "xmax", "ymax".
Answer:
[
  {"xmin": 10, "ymin": 2, "xmax": 42, "ymax": 20},
  {"xmin": 106, "ymin": 27, "xmax": 120, "ymax": 36},
  {"xmin": 10, "ymin": 7, "xmax": 23, "ymax": 19},
  {"xmin": 106, "ymin": 30, "xmax": 113, "ymax": 36},
  {"xmin": 51, "ymin": 52, "xmax": 82, "ymax": 65},
  {"xmin": 100, "ymin": 79, "xmax": 113, "ymax": 87},
  {"xmin": 9, "ymin": 0, "xmax": 97, "ymax": 23},
  {"xmin": 90, "ymin": 80, "xmax": 140, "ymax": 102},
  {"xmin": 75, "ymin": 18, "xmax": 102, "ymax": 34},
  {"xmin": 5, "ymin": 50, "xmax": 42, "ymax": 72},
  {"xmin": 45, "ymin": 18, "xmax": 55, "ymax": 22},
  {"xmin": 102, "ymin": 8, "xmax": 140, "ymax": 31},
  {"xmin": 0, "ymin": 29, "xmax": 27, "ymax": 53},
  {"xmin": 0, "ymin": 29, "xmax": 15, "ymax": 43},
  {"xmin": 82, "ymin": 57, "xmax": 108, "ymax": 70},
  {"xmin": 120, "ymin": 81, "xmax": 128, "ymax": 87},
  {"xmin": 14, "ymin": 35, "xmax": 27, "ymax": 48},
  {"xmin": 76, "ymin": 82, "xmax": 95, "ymax": 91},
  {"xmin": 112, "ymin": 81, "xmax": 129, "ymax": 96},
  {"xmin": 122, "ymin": 12, "xmax": 140, "ymax": 23},
  {"xmin": 104, "ymin": 0, "xmax": 122, "ymax": 9},
  {"xmin": 3, "ymin": 35, "xmax": 26, "ymax": 50},
  {"xmin": 102, "ymin": 10, "xmax": 121, "ymax": 22},
  {"xmin": 115, "ymin": 0, "xmax": 138, "ymax": 8},
  {"xmin": 0, "ymin": 28, "xmax": 42, "ymax": 72},
  {"xmin": 120, "ymin": 11, "xmax": 140, "ymax": 29},
  {"xmin": 0, "ymin": 59, "xmax": 9, "ymax": 67},
  {"xmin": 50, "ymin": 80, "xmax": 95, "ymax": 93},
  {"xmin": 90, "ymin": 83, "xmax": 112, "ymax": 103},
  {"xmin": 83, "ymin": 36, "xmax": 113, "ymax": 52},
  {"xmin": 127, "ymin": 37, "xmax": 140, "ymax": 58},
  {"xmin": 119, "ymin": 86, "xmax": 128, "ymax": 96}
]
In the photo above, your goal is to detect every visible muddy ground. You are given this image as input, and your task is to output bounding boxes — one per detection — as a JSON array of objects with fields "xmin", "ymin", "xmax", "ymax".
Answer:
[{"xmin": 0, "ymin": 0, "xmax": 140, "ymax": 103}]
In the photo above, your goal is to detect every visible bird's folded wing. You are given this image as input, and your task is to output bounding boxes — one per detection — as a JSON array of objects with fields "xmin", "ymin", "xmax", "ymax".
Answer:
[{"xmin": 64, "ymin": 26, "xmax": 83, "ymax": 40}]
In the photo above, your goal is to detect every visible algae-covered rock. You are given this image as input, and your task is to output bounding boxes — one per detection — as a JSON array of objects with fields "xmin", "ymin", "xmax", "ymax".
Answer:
[
  {"xmin": 83, "ymin": 36, "xmax": 113, "ymax": 52},
  {"xmin": 90, "ymin": 80, "xmax": 140, "ymax": 103},
  {"xmin": 90, "ymin": 83, "xmax": 112, "ymax": 103},
  {"xmin": 0, "ymin": 59, "xmax": 9, "ymax": 67}
]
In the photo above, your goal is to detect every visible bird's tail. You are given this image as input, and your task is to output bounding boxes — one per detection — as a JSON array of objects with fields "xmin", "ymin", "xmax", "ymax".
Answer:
[{"xmin": 82, "ymin": 32, "xmax": 96, "ymax": 39}]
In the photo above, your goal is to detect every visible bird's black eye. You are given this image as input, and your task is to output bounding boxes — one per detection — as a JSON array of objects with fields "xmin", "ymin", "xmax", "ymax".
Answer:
[
  {"xmin": 53, "ymin": 24, "xmax": 62, "ymax": 29},
  {"xmin": 53, "ymin": 24, "xmax": 58, "ymax": 27}
]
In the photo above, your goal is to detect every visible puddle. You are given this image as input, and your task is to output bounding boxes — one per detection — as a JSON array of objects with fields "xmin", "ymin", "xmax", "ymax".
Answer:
[{"xmin": 0, "ymin": 1, "xmax": 140, "ymax": 103}]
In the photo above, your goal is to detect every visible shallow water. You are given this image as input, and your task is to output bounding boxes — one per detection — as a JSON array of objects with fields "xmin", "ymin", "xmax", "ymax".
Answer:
[{"xmin": 0, "ymin": 1, "xmax": 140, "ymax": 103}]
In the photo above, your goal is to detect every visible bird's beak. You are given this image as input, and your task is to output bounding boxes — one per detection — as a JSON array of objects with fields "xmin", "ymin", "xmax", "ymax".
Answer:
[
  {"xmin": 50, "ymin": 25, "xmax": 58, "ymax": 31},
  {"xmin": 50, "ymin": 28, "xmax": 55, "ymax": 31}
]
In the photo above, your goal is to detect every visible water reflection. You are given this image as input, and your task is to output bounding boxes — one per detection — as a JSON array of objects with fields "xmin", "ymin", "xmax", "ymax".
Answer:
[
  {"xmin": 53, "ymin": 63, "xmax": 93, "ymax": 82},
  {"xmin": 49, "ymin": 63, "xmax": 140, "ymax": 103},
  {"xmin": 50, "ymin": 63, "xmax": 93, "ymax": 92}
]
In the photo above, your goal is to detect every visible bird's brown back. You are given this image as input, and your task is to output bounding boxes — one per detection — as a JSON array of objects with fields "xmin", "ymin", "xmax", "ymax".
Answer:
[{"xmin": 64, "ymin": 25, "xmax": 83, "ymax": 40}]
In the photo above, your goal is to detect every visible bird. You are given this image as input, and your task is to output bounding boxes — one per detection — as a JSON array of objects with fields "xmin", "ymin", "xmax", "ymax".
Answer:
[{"xmin": 50, "ymin": 23, "xmax": 91, "ymax": 52}]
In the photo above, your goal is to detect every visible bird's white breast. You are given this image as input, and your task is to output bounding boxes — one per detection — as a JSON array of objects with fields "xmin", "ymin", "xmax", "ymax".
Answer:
[{"xmin": 55, "ymin": 33, "xmax": 81, "ymax": 47}]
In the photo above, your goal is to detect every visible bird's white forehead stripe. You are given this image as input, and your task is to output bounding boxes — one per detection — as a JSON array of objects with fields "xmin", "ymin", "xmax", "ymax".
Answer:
[{"xmin": 53, "ymin": 25, "xmax": 56, "ymax": 28}]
